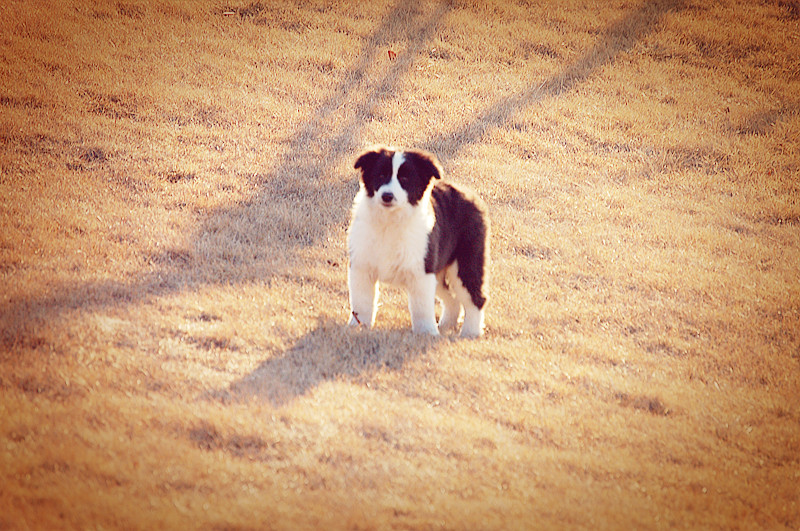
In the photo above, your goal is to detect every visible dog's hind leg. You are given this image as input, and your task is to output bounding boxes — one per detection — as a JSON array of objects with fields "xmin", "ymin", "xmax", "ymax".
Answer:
[
  {"xmin": 436, "ymin": 267, "xmax": 460, "ymax": 332},
  {"xmin": 459, "ymin": 300, "xmax": 484, "ymax": 338},
  {"xmin": 448, "ymin": 263, "xmax": 485, "ymax": 338}
]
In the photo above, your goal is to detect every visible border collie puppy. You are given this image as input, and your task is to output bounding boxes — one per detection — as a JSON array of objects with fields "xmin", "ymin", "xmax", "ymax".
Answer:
[{"xmin": 347, "ymin": 145, "xmax": 489, "ymax": 338}]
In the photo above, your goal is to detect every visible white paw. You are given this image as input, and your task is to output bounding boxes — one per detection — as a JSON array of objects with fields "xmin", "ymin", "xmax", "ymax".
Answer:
[
  {"xmin": 459, "ymin": 326, "xmax": 483, "ymax": 339},
  {"xmin": 412, "ymin": 321, "xmax": 440, "ymax": 336},
  {"xmin": 460, "ymin": 307, "xmax": 484, "ymax": 338}
]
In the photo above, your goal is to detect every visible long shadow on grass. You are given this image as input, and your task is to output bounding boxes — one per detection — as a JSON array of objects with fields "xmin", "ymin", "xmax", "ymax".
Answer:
[
  {"xmin": 0, "ymin": 0, "xmax": 448, "ymax": 348},
  {"xmin": 202, "ymin": 0, "xmax": 687, "ymax": 405},
  {"xmin": 156, "ymin": 0, "xmax": 685, "ymax": 284},
  {"xmin": 206, "ymin": 318, "xmax": 436, "ymax": 406},
  {"xmin": 421, "ymin": 0, "xmax": 685, "ymax": 162},
  {"xmin": 1, "ymin": 0, "xmax": 683, "ymax": 351},
  {"xmin": 190, "ymin": 0, "xmax": 450, "ymax": 260}
]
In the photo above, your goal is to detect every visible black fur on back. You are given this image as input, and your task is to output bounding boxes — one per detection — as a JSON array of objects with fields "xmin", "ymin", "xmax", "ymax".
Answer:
[{"xmin": 425, "ymin": 182, "xmax": 489, "ymax": 309}]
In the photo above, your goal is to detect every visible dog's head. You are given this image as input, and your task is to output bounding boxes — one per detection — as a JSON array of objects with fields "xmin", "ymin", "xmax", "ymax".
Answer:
[{"xmin": 354, "ymin": 146, "xmax": 443, "ymax": 210}]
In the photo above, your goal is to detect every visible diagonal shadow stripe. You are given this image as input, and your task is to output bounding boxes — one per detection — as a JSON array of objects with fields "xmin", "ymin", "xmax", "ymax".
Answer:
[
  {"xmin": 1, "ymin": 0, "xmax": 683, "ymax": 351},
  {"xmin": 189, "ymin": 0, "xmax": 451, "ymax": 258},
  {"xmin": 206, "ymin": 0, "xmax": 690, "ymax": 406},
  {"xmin": 274, "ymin": 0, "xmax": 450, "ymax": 165},
  {"xmin": 257, "ymin": 0, "xmax": 451, "ymax": 220},
  {"xmin": 0, "ymin": 1, "xmax": 450, "ymax": 348},
  {"xmin": 421, "ymin": 0, "xmax": 685, "ymax": 162}
]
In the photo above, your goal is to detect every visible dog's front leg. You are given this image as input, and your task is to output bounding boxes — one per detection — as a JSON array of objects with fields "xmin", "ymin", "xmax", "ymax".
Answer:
[
  {"xmin": 408, "ymin": 273, "xmax": 439, "ymax": 336},
  {"xmin": 348, "ymin": 265, "xmax": 378, "ymax": 327}
]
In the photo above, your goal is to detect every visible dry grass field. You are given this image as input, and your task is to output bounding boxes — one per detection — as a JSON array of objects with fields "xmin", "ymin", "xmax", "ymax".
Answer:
[{"xmin": 1, "ymin": 0, "xmax": 799, "ymax": 528}]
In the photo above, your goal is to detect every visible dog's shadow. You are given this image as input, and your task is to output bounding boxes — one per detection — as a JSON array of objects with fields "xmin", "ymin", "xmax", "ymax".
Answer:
[{"xmin": 207, "ymin": 318, "xmax": 439, "ymax": 407}]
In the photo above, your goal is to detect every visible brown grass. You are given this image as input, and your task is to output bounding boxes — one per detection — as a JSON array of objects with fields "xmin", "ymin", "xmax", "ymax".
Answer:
[{"xmin": 2, "ymin": 0, "xmax": 799, "ymax": 529}]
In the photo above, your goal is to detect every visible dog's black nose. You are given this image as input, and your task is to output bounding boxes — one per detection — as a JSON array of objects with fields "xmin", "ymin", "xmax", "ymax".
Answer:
[{"xmin": 381, "ymin": 192, "xmax": 394, "ymax": 203}]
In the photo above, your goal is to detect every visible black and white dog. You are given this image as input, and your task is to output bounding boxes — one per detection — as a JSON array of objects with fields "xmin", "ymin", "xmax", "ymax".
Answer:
[{"xmin": 347, "ymin": 145, "xmax": 489, "ymax": 338}]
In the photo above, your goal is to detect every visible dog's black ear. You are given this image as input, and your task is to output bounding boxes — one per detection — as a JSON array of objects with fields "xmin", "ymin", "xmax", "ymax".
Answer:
[
  {"xmin": 354, "ymin": 146, "xmax": 385, "ymax": 175},
  {"xmin": 406, "ymin": 149, "xmax": 443, "ymax": 180}
]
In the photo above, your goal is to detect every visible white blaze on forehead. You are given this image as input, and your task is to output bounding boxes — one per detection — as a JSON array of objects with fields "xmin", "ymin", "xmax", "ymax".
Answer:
[
  {"xmin": 391, "ymin": 151, "xmax": 406, "ymax": 179},
  {"xmin": 375, "ymin": 150, "xmax": 409, "ymax": 206}
]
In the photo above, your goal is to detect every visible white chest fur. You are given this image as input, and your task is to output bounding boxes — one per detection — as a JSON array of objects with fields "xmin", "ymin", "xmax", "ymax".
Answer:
[{"xmin": 347, "ymin": 189, "xmax": 434, "ymax": 288}]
